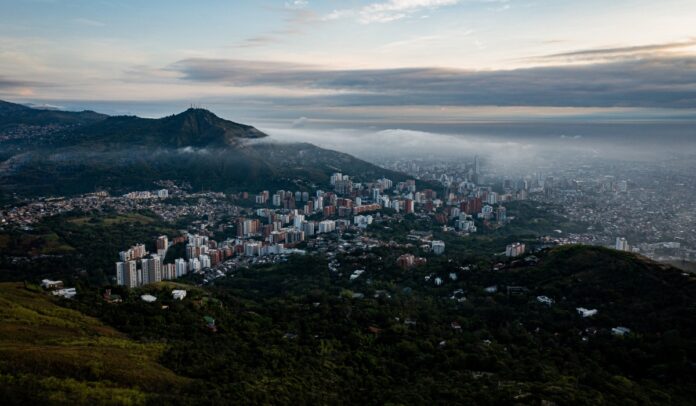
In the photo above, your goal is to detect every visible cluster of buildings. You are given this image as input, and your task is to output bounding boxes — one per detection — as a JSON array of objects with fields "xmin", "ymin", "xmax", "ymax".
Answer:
[
  {"xmin": 115, "ymin": 229, "xmax": 310, "ymax": 288},
  {"xmin": 505, "ymin": 242, "xmax": 526, "ymax": 257},
  {"xmin": 40, "ymin": 279, "xmax": 76, "ymax": 299},
  {"xmin": 123, "ymin": 189, "xmax": 169, "ymax": 200},
  {"xmin": 519, "ymin": 157, "xmax": 696, "ymax": 262},
  {"xmin": 396, "ymin": 253, "xmax": 428, "ymax": 269},
  {"xmin": 115, "ymin": 239, "xmax": 179, "ymax": 288}
]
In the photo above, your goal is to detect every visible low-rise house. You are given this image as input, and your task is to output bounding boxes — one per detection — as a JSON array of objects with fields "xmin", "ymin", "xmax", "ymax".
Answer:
[
  {"xmin": 536, "ymin": 296, "xmax": 554, "ymax": 305},
  {"xmin": 102, "ymin": 289, "xmax": 122, "ymax": 303},
  {"xmin": 172, "ymin": 289, "xmax": 187, "ymax": 300},
  {"xmin": 349, "ymin": 269, "xmax": 365, "ymax": 281},
  {"xmin": 41, "ymin": 279, "xmax": 64, "ymax": 290},
  {"xmin": 52, "ymin": 288, "xmax": 77, "ymax": 299},
  {"xmin": 576, "ymin": 307, "xmax": 598, "ymax": 318},
  {"xmin": 611, "ymin": 326, "xmax": 631, "ymax": 336}
]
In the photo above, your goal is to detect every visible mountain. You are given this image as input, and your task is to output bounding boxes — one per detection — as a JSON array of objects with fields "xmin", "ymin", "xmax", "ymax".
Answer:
[
  {"xmin": 53, "ymin": 108, "xmax": 267, "ymax": 148},
  {"xmin": 0, "ymin": 100, "xmax": 106, "ymax": 128},
  {"xmin": 0, "ymin": 102, "xmax": 409, "ymax": 196}
]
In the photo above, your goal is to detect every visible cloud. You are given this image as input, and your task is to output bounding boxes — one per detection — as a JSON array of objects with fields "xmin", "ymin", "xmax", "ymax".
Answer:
[
  {"xmin": 72, "ymin": 18, "xmax": 106, "ymax": 27},
  {"xmin": 169, "ymin": 56, "xmax": 696, "ymax": 108},
  {"xmin": 534, "ymin": 39, "xmax": 696, "ymax": 62},
  {"xmin": 326, "ymin": 0, "xmax": 461, "ymax": 24},
  {"xmin": 285, "ymin": 0, "xmax": 308, "ymax": 9},
  {"xmin": 234, "ymin": 7, "xmax": 317, "ymax": 48},
  {"xmin": 261, "ymin": 125, "xmax": 587, "ymax": 167},
  {"xmin": 292, "ymin": 116, "xmax": 309, "ymax": 127},
  {"xmin": 0, "ymin": 76, "xmax": 47, "ymax": 97},
  {"xmin": 0, "ymin": 76, "xmax": 35, "ymax": 89}
]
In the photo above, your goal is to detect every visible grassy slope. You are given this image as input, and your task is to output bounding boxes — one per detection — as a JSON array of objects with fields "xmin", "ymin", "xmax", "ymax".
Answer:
[{"xmin": 0, "ymin": 283, "xmax": 190, "ymax": 405}]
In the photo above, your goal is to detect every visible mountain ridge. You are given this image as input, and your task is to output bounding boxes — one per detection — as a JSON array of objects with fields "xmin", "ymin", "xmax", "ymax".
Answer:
[
  {"xmin": 55, "ymin": 107, "xmax": 268, "ymax": 148},
  {"xmin": 0, "ymin": 100, "xmax": 107, "ymax": 128},
  {"xmin": 0, "ymin": 100, "xmax": 410, "ymax": 196}
]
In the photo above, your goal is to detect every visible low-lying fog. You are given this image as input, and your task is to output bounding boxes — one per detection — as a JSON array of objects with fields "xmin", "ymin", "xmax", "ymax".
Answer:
[{"xmin": 258, "ymin": 121, "xmax": 696, "ymax": 172}]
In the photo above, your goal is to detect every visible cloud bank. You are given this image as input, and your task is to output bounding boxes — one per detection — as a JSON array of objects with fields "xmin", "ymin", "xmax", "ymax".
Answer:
[{"xmin": 168, "ymin": 56, "xmax": 696, "ymax": 109}]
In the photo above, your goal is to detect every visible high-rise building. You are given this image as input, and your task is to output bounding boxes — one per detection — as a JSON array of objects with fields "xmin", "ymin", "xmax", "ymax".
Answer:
[
  {"xmin": 496, "ymin": 206, "xmax": 507, "ymax": 224},
  {"xmin": 318, "ymin": 220, "xmax": 336, "ymax": 234},
  {"xmin": 244, "ymin": 242, "xmax": 262, "ymax": 256},
  {"xmin": 302, "ymin": 221, "xmax": 315, "ymax": 237},
  {"xmin": 431, "ymin": 240, "xmax": 446, "ymax": 255},
  {"xmin": 163, "ymin": 263, "xmax": 176, "ymax": 280},
  {"xmin": 115, "ymin": 262, "xmax": 125, "ymax": 286},
  {"xmin": 405, "ymin": 199, "xmax": 415, "ymax": 214},
  {"xmin": 293, "ymin": 214, "xmax": 305, "ymax": 229},
  {"xmin": 141, "ymin": 258, "xmax": 151, "ymax": 285},
  {"xmin": 481, "ymin": 205, "xmax": 494, "ymax": 219},
  {"xmin": 199, "ymin": 254, "xmax": 211, "ymax": 269},
  {"xmin": 286, "ymin": 229, "xmax": 305, "ymax": 244},
  {"xmin": 175, "ymin": 258, "xmax": 188, "ymax": 277},
  {"xmin": 487, "ymin": 192, "xmax": 498, "ymax": 205},
  {"xmin": 126, "ymin": 260, "xmax": 138, "ymax": 288},
  {"xmin": 188, "ymin": 258, "xmax": 201, "ymax": 273},
  {"xmin": 354, "ymin": 215, "xmax": 373, "ymax": 228},
  {"xmin": 334, "ymin": 179, "xmax": 353, "ymax": 195},
  {"xmin": 148, "ymin": 255, "xmax": 162, "ymax": 284},
  {"xmin": 156, "ymin": 235, "xmax": 168, "ymax": 256},
  {"xmin": 506, "ymin": 243, "xmax": 526, "ymax": 257},
  {"xmin": 119, "ymin": 243, "xmax": 147, "ymax": 262},
  {"xmin": 330, "ymin": 172, "xmax": 343, "ymax": 185},
  {"xmin": 615, "ymin": 237, "xmax": 630, "ymax": 252},
  {"xmin": 390, "ymin": 200, "xmax": 400, "ymax": 212},
  {"xmin": 116, "ymin": 260, "xmax": 138, "ymax": 288}
]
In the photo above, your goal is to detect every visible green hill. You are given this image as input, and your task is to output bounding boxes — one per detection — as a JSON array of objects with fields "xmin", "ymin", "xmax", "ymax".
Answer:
[
  {"xmin": 44, "ymin": 246, "xmax": 694, "ymax": 405},
  {"xmin": 0, "ymin": 282, "xmax": 190, "ymax": 405},
  {"xmin": 54, "ymin": 108, "xmax": 266, "ymax": 148},
  {"xmin": 0, "ymin": 100, "xmax": 106, "ymax": 128},
  {"xmin": 0, "ymin": 102, "xmax": 409, "ymax": 196}
]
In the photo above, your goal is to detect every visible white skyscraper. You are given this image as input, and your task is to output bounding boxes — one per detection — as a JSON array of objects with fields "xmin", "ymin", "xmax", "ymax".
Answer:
[
  {"xmin": 188, "ymin": 258, "xmax": 201, "ymax": 273},
  {"xmin": 615, "ymin": 237, "xmax": 630, "ymax": 252},
  {"xmin": 141, "ymin": 259, "xmax": 150, "ymax": 285},
  {"xmin": 175, "ymin": 258, "xmax": 188, "ymax": 277},
  {"xmin": 116, "ymin": 260, "xmax": 138, "ymax": 288},
  {"xmin": 116, "ymin": 262, "xmax": 124, "ymax": 285},
  {"xmin": 200, "ymin": 254, "xmax": 211, "ymax": 269},
  {"xmin": 148, "ymin": 255, "xmax": 162, "ymax": 284},
  {"xmin": 431, "ymin": 240, "xmax": 446, "ymax": 255},
  {"xmin": 293, "ymin": 214, "xmax": 305, "ymax": 229}
]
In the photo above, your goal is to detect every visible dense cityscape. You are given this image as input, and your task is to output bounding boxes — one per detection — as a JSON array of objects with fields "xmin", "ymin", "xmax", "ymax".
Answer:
[
  {"xmin": 383, "ymin": 154, "xmax": 696, "ymax": 263},
  {"xmin": 5, "ymin": 153, "xmax": 694, "ymax": 293}
]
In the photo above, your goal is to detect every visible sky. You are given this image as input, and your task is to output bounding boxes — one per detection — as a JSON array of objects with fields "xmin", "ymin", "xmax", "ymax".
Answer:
[{"xmin": 1, "ymin": 0, "xmax": 696, "ymax": 151}]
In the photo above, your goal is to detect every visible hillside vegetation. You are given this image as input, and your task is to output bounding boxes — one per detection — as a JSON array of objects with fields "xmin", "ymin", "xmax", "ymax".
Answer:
[
  {"xmin": 0, "ymin": 101, "xmax": 409, "ymax": 197},
  {"xmin": 0, "ymin": 282, "xmax": 190, "ymax": 405},
  {"xmin": 59, "ymin": 246, "xmax": 696, "ymax": 405}
]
